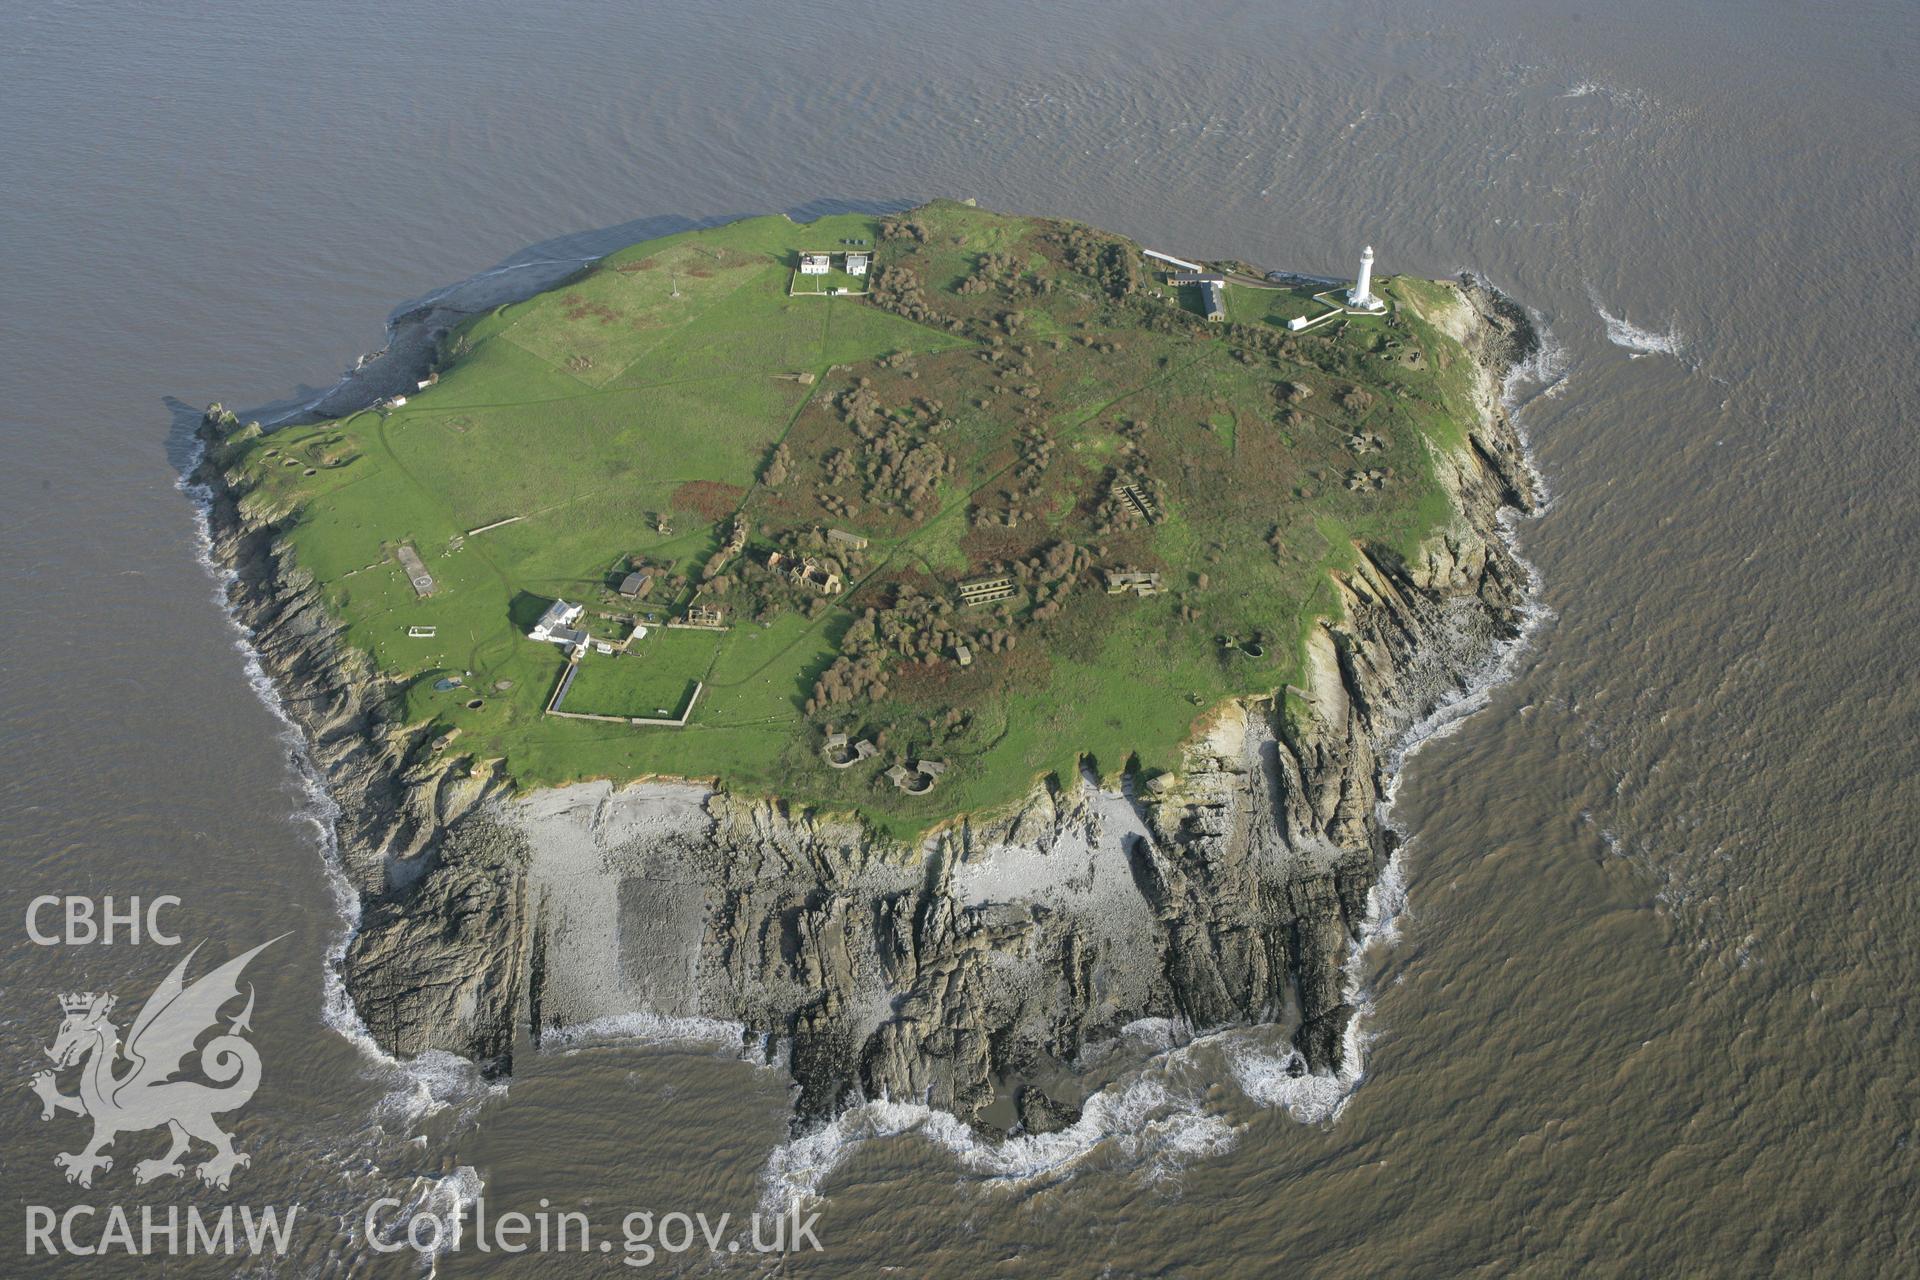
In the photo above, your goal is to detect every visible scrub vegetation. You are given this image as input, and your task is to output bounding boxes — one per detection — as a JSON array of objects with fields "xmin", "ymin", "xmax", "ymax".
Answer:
[{"xmin": 214, "ymin": 202, "xmax": 1488, "ymax": 837}]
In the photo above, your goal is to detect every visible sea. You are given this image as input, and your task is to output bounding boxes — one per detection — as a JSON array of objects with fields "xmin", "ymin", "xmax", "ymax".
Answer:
[{"xmin": 1, "ymin": 0, "xmax": 1914, "ymax": 1274}]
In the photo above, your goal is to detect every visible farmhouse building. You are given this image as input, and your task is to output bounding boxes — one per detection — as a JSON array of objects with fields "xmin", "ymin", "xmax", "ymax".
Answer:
[
  {"xmin": 799, "ymin": 253, "xmax": 831, "ymax": 275},
  {"xmin": 1165, "ymin": 272, "xmax": 1228, "ymax": 322},
  {"xmin": 529, "ymin": 599, "xmax": 585, "ymax": 645},
  {"xmin": 845, "ymin": 252, "xmax": 869, "ymax": 276},
  {"xmin": 1200, "ymin": 279, "xmax": 1227, "ymax": 322}
]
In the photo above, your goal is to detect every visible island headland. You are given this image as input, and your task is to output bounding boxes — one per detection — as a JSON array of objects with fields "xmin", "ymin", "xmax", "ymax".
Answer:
[{"xmin": 195, "ymin": 201, "xmax": 1539, "ymax": 1135}]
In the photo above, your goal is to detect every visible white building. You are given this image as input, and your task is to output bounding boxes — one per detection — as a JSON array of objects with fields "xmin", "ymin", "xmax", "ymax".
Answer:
[
  {"xmin": 1144, "ymin": 248, "xmax": 1205, "ymax": 273},
  {"xmin": 1348, "ymin": 245, "xmax": 1385, "ymax": 311},
  {"xmin": 799, "ymin": 253, "xmax": 831, "ymax": 275},
  {"xmin": 845, "ymin": 252, "xmax": 869, "ymax": 276},
  {"xmin": 529, "ymin": 599, "xmax": 585, "ymax": 644}
]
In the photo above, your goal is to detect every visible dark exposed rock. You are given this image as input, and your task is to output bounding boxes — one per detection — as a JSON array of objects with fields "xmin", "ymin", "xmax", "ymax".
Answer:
[{"xmin": 193, "ymin": 276, "xmax": 1539, "ymax": 1134}]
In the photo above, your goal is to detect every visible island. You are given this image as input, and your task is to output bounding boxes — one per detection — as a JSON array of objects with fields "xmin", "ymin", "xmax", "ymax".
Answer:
[{"xmin": 197, "ymin": 200, "xmax": 1539, "ymax": 1134}]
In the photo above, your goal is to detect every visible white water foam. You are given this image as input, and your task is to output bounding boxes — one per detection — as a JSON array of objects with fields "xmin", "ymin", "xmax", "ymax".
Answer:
[
  {"xmin": 756, "ymin": 282, "xmax": 1561, "ymax": 1207},
  {"xmin": 361, "ymin": 1162, "xmax": 486, "ymax": 1274},
  {"xmin": 1503, "ymin": 308, "xmax": 1574, "ymax": 409},
  {"xmin": 191, "ymin": 269, "xmax": 1557, "ymax": 1216},
  {"xmin": 756, "ymin": 598, "xmax": 1548, "ymax": 1206},
  {"xmin": 760, "ymin": 1073, "xmax": 1238, "ymax": 1214},
  {"xmin": 178, "ymin": 439, "xmax": 503, "ymax": 1136},
  {"xmin": 1589, "ymin": 288, "xmax": 1688, "ymax": 362},
  {"xmin": 542, "ymin": 1010, "xmax": 757, "ymax": 1054}
]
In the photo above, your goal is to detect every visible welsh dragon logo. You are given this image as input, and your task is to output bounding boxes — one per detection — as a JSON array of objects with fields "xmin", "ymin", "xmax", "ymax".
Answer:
[{"xmin": 31, "ymin": 938, "xmax": 281, "ymax": 1190}]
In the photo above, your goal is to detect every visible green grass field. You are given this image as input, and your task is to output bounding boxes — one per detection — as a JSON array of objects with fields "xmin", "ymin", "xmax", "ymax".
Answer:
[
  {"xmin": 218, "ymin": 203, "xmax": 1490, "ymax": 838},
  {"xmin": 562, "ymin": 627, "xmax": 721, "ymax": 718}
]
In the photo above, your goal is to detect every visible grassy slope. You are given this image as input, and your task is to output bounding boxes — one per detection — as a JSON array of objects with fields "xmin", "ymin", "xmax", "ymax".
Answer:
[{"xmin": 225, "ymin": 204, "xmax": 1487, "ymax": 839}]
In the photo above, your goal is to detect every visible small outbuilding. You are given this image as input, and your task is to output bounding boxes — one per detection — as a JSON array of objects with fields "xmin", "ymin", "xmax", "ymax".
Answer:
[
  {"xmin": 618, "ymin": 570, "xmax": 654, "ymax": 600},
  {"xmin": 845, "ymin": 253, "xmax": 870, "ymax": 277}
]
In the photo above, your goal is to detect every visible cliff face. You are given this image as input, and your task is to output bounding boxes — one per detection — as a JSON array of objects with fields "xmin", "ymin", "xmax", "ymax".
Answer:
[{"xmin": 197, "ymin": 280, "xmax": 1538, "ymax": 1136}]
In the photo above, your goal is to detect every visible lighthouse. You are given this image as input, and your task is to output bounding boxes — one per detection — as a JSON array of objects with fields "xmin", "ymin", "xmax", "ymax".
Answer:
[{"xmin": 1348, "ymin": 245, "xmax": 1385, "ymax": 311}]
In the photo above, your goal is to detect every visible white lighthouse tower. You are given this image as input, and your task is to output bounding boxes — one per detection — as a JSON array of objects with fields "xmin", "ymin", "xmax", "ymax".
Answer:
[{"xmin": 1348, "ymin": 245, "xmax": 1385, "ymax": 311}]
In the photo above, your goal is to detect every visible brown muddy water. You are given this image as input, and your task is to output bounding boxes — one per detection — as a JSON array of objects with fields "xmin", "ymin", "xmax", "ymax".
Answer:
[{"xmin": 1, "ymin": 0, "xmax": 1914, "ymax": 1275}]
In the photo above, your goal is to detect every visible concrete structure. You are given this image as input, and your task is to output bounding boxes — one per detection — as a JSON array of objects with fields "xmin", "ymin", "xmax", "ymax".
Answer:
[
  {"xmin": 396, "ymin": 544, "xmax": 436, "ymax": 597},
  {"xmin": 1104, "ymin": 569, "xmax": 1164, "ymax": 597},
  {"xmin": 959, "ymin": 575, "xmax": 1017, "ymax": 606},
  {"xmin": 767, "ymin": 551, "xmax": 843, "ymax": 595},
  {"xmin": 1348, "ymin": 245, "xmax": 1385, "ymax": 311},
  {"xmin": 799, "ymin": 253, "xmax": 831, "ymax": 275},
  {"xmin": 682, "ymin": 604, "xmax": 726, "ymax": 628},
  {"xmin": 888, "ymin": 758, "xmax": 948, "ymax": 793},
  {"xmin": 954, "ymin": 642, "xmax": 973, "ymax": 667},
  {"xmin": 822, "ymin": 733, "xmax": 880, "ymax": 769},
  {"xmin": 1144, "ymin": 248, "xmax": 1204, "ymax": 272},
  {"xmin": 845, "ymin": 252, "xmax": 869, "ymax": 276},
  {"xmin": 826, "ymin": 527, "xmax": 868, "ymax": 550},
  {"xmin": 529, "ymin": 599, "xmax": 585, "ymax": 645},
  {"xmin": 1119, "ymin": 482, "xmax": 1162, "ymax": 524}
]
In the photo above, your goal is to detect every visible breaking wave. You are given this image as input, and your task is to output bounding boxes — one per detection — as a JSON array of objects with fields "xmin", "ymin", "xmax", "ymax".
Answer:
[
  {"xmin": 1503, "ymin": 308, "xmax": 1574, "ymax": 409},
  {"xmin": 761, "ymin": 1073, "xmax": 1237, "ymax": 1214},
  {"xmin": 543, "ymin": 1010, "xmax": 760, "ymax": 1054},
  {"xmin": 185, "ymin": 265, "xmax": 1557, "ymax": 1220},
  {"xmin": 178, "ymin": 439, "xmax": 504, "ymax": 1137},
  {"xmin": 1589, "ymin": 288, "xmax": 1688, "ymax": 361},
  {"xmin": 757, "ymin": 280, "xmax": 1560, "ymax": 1209},
  {"xmin": 364, "ymin": 1163, "xmax": 487, "ymax": 1271}
]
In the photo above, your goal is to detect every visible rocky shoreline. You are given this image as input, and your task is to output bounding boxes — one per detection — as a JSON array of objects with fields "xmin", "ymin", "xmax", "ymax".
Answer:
[{"xmin": 194, "ymin": 278, "xmax": 1540, "ymax": 1137}]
